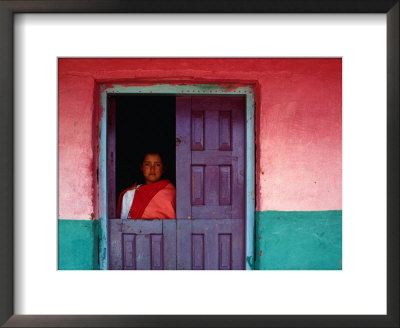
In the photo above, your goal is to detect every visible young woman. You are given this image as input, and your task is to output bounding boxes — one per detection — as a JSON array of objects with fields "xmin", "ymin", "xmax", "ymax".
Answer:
[{"xmin": 116, "ymin": 152, "xmax": 176, "ymax": 219}]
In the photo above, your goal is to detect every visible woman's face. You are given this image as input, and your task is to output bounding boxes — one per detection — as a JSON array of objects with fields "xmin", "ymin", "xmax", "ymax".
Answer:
[{"xmin": 141, "ymin": 153, "xmax": 164, "ymax": 184}]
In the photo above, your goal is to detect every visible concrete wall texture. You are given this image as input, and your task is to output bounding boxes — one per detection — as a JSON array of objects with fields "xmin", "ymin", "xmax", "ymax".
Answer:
[{"xmin": 58, "ymin": 58, "xmax": 342, "ymax": 270}]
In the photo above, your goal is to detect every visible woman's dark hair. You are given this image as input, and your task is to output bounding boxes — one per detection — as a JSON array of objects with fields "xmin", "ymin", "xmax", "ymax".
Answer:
[{"xmin": 138, "ymin": 149, "xmax": 165, "ymax": 165}]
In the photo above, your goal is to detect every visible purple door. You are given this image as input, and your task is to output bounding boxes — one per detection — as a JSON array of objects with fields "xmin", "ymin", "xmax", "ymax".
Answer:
[{"xmin": 176, "ymin": 96, "xmax": 246, "ymax": 270}]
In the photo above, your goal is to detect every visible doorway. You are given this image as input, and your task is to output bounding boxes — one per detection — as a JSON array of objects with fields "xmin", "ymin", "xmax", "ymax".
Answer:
[
  {"xmin": 107, "ymin": 95, "xmax": 176, "ymax": 218},
  {"xmin": 99, "ymin": 84, "xmax": 255, "ymax": 270}
]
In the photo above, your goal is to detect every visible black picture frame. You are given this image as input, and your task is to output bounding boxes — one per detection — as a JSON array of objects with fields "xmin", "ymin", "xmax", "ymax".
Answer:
[{"xmin": 0, "ymin": 1, "xmax": 398, "ymax": 327}]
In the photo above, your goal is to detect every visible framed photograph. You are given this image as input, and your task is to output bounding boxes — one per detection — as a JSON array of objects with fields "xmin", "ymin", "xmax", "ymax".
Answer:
[{"xmin": 1, "ymin": 1, "xmax": 398, "ymax": 327}]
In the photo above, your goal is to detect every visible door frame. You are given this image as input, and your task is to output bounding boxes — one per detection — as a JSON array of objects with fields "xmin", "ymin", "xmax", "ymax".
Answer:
[{"xmin": 98, "ymin": 83, "xmax": 255, "ymax": 270}]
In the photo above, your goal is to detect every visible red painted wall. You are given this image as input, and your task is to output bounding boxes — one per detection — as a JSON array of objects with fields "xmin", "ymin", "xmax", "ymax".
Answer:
[{"xmin": 58, "ymin": 58, "xmax": 341, "ymax": 219}]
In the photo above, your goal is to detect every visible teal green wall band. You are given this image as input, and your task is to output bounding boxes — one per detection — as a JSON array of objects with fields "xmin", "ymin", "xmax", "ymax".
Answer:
[
  {"xmin": 58, "ymin": 212, "xmax": 341, "ymax": 270},
  {"xmin": 58, "ymin": 219, "xmax": 99, "ymax": 270},
  {"xmin": 255, "ymin": 211, "xmax": 342, "ymax": 270}
]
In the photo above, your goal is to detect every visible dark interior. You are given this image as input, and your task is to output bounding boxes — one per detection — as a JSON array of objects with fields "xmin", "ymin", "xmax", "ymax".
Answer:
[{"xmin": 115, "ymin": 95, "xmax": 176, "ymax": 199}]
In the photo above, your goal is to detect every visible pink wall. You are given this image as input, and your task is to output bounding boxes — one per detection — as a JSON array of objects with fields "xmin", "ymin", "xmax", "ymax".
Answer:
[
  {"xmin": 58, "ymin": 58, "xmax": 341, "ymax": 219},
  {"xmin": 58, "ymin": 73, "xmax": 97, "ymax": 219}
]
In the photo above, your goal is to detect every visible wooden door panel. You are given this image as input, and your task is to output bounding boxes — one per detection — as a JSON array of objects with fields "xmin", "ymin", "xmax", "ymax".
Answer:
[
  {"xmin": 218, "ymin": 234, "xmax": 232, "ymax": 270},
  {"xmin": 204, "ymin": 165, "xmax": 219, "ymax": 206},
  {"xmin": 135, "ymin": 234, "xmax": 151, "ymax": 270},
  {"xmin": 191, "ymin": 165, "xmax": 205, "ymax": 205},
  {"xmin": 109, "ymin": 219, "xmax": 176, "ymax": 270},
  {"xmin": 150, "ymin": 234, "xmax": 164, "ymax": 270},
  {"xmin": 219, "ymin": 110, "xmax": 232, "ymax": 150},
  {"xmin": 191, "ymin": 234, "xmax": 205, "ymax": 270},
  {"xmin": 219, "ymin": 165, "xmax": 232, "ymax": 205},
  {"xmin": 191, "ymin": 110, "xmax": 205, "ymax": 150},
  {"xmin": 123, "ymin": 234, "xmax": 136, "ymax": 270},
  {"xmin": 191, "ymin": 205, "xmax": 232, "ymax": 219},
  {"xmin": 204, "ymin": 110, "xmax": 219, "ymax": 150},
  {"xmin": 122, "ymin": 220, "xmax": 162, "ymax": 234},
  {"xmin": 177, "ymin": 219, "xmax": 244, "ymax": 270},
  {"xmin": 176, "ymin": 95, "xmax": 246, "ymax": 270},
  {"xmin": 192, "ymin": 150, "xmax": 234, "ymax": 163},
  {"xmin": 191, "ymin": 96, "xmax": 245, "ymax": 112}
]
